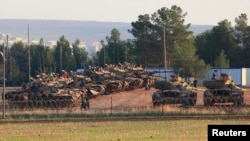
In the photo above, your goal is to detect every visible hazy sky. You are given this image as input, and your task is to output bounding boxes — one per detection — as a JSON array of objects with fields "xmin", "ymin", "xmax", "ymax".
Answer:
[{"xmin": 0, "ymin": 0, "xmax": 249, "ymax": 25}]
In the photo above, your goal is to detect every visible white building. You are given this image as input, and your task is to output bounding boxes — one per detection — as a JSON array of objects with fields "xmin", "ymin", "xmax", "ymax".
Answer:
[
  {"xmin": 47, "ymin": 40, "xmax": 57, "ymax": 48},
  {"xmin": 200, "ymin": 68, "xmax": 247, "ymax": 87},
  {"xmin": 146, "ymin": 67, "xmax": 250, "ymax": 87},
  {"xmin": 86, "ymin": 41, "xmax": 102, "ymax": 58}
]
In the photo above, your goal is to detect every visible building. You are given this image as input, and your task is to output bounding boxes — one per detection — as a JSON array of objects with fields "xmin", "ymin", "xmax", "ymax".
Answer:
[
  {"xmin": 146, "ymin": 67, "xmax": 250, "ymax": 87},
  {"xmin": 198, "ymin": 68, "xmax": 249, "ymax": 87},
  {"xmin": 86, "ymin": 41, "xmax": 102, "ymax": 58}
]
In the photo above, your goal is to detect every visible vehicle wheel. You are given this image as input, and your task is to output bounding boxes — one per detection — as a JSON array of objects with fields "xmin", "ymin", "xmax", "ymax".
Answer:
[
  {"xmin": 189, "ymin": 98, "xmax": 196, "ymax": 106},
  {"xmin": 237, "ymin": 98, "xmax": 243, "ymax": 106},
  {"xmin": 181, "ymin": 98, "xmax": 189, "ymax": 107},
  {"xmin": 152, "ymin": 93, "xmax": 161, "ymax": 108},
  {"xmin": 204, "ymin": 98, "xmax": 214, "ymax": 107},
  {"xmin": 204, "ymin": 99, "xmax": 209, "ymax": 106},
  {"xmin": 233, "ymin": 96, "xmax": 244, "ymax": 107},
  {"xmin": 153, "ymin": 100, "xmax": 162, "ymax": 107}
]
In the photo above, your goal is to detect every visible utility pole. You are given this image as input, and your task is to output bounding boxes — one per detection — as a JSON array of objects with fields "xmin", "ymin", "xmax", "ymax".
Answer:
[
  {"xmin": 113, "ymin": 45, "xmax": 115, "ymax": 65},
  {"xmin": 28, "ymin": 24, "xmax": 30, "ymax": 82},
  {"xmin": 103, "ymin": 47, "xmax": 105, "ymax": 65},
  {"xmin": 2, "ymin": 35, "xmax": 7, "ymax": 119},
  {"xmin": 163, "ymin": 27, "xmax": 167, "ymax": 81},
  {"xmin": 60, "ymin": 45, "xmax": 62, "ymax": 71},
  {"xmin": 125, "ymin": 45, "xmax": 127, "ymax": 62}
]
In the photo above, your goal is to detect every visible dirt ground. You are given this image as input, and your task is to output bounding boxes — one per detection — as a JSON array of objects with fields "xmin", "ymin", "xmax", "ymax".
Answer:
[{"xmin": 89, "ymin": 87, "xmax": 250, "ymax": 109}]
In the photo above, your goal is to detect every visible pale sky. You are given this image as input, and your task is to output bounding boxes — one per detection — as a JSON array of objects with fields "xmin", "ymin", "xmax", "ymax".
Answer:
[{"xmin": 0, "ymin": 0, "xmax": 249, "ymax": 25}]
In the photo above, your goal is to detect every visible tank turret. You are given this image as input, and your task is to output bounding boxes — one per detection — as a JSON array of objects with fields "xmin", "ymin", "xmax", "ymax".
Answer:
[
  {"xmin": 152, "ymin": 75, "xmax": 197, "ymax": 107},
  {"xmin": 4, "ymin": 75, "xmax": 83, "ymax": 109},
  {"xmin": 203, "ymin": 73, "xmax": 244, "ymax": 106},
  {"xmin": 203, "ymin": 73, "xmax": 237, "ymax": 89}
]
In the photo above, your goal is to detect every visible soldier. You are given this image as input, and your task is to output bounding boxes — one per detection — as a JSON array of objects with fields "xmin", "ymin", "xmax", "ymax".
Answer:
[
  {"xmin": 193, "ymin": 78, "xmax": 198, "ymax": 88},
  {"xmin": 145, "ymin": 78, "xmax": 150, "ymax": 90},
  {"xmin": 62, "ymin": 70, "xmax": 68, "ymax": 79},
  {"xmin": 81, "ymin": 94, "xmax": 90, "ymax": 110},
  {"xmin": 212, "ymin": 73, "xmax": 216, "ymax": 80}
]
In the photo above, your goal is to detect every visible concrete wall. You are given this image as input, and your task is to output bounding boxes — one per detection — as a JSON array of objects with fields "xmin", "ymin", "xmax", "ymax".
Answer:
[{"xmin": 246, "ymin": 68, "xmax": 250, "ymax": 87}]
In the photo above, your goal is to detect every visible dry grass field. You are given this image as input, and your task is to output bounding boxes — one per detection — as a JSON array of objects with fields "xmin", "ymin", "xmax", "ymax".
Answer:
[{"xmin": 0, "ymin": 118, "xmax": 250, "ymax": 141}]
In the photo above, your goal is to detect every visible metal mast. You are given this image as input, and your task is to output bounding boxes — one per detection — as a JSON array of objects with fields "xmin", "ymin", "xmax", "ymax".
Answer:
[
  {"xmin": 163, "ymin": 27, "xmax": 167, "ymax": 81},
  {"xmin": 28, "ymin": 24, "xmax": 30, "ymax": 82},
  {"xmin": 2, "ymin": 35, "xmax": 7, "ymax": 119}
]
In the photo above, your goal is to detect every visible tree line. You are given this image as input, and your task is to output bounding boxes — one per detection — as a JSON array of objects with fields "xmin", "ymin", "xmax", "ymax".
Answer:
[{"xmin": 0, "ymin": 5, "xmax": 249, "ymax": 86}]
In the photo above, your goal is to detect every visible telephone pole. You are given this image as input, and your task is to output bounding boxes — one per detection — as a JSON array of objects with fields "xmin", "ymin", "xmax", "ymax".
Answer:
[
  {"xmin": 2, "ymin": 35, "xmax": 8, "ymax": 119},
  {"xmin": 60, "ymin": 45, "xmax": 62, "ymax": 71},
  {"xmin": 163, "ymin": 27, "xmax": 167, "ymax": 81},
  {"xmin": 28, "ymin": 24, "xmax": 30, "ymax": 82}
]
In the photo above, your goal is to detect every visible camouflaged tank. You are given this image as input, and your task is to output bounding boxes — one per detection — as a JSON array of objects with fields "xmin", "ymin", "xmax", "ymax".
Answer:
[
  {"xmin": 121, "ymin": 68, "xmax": 158, "ymax": 91},
  {"xmin": 152, "ymin": 75, "xmax": 197, "ymax": 107},
  {"xmin": 83, "ymin": 67, "xmax": 154, "ymax": 94},
  {"xmin": 65, "ymin": 74, "xmax": 105, "ymax": 97},
  {"xmin": 4, "ymin": 78, "xmax": 83, "ymax": 109},
  {"xmin": 84, "ymin": 69, "xmax": 124, "ymax": 95},
  {"xmin": 203, "ymin": 73, "xmax": 244, "ymax": 106}
]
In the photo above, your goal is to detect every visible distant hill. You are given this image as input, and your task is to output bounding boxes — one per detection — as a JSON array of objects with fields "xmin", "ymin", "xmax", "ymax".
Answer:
[{"xmin": 0, "ymin": 19, "xmax": 213, "ymax": 45}]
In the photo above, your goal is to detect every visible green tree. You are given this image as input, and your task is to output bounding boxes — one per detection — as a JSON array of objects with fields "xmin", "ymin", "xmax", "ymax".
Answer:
[
  {"xmin": 30, "ymin": 38, "xmax": 47, "ymax": 75},
  {"xmin": 234, "ymin": 13, "xmax": 250, "ymax": 67},
  {"xmin": 129, "ymin": 5, "xmax": 209, "ymax": 77},
  {"xmin": 10, "ymin": 41, "xmax": 29, "ymax": 84},
  {"xmin": 106, "ymin": 28, "xmax": 121, "ymax": 65},
  {"xmin": 54, "ymin": 35, "xmax": 75, "ymax": 73},
  {"xmin": 98, "ymin": 28, "xmax": 130, "ymax": 67},
  {"xmin": 214, "ymin": 50, "xmax": 230, "ymax": 67},
  {"xmin": 0, "ymin": 44, "xmax": 21, "ymax": 86},
  {"xmin": 128, "ymin": 14, "xmax": 159, "ymax": 66},
  {"xmin": 72, "ymin": 39, "xmax": 88, "ymax": 69},
  {"xmin": 212, "ymin": 20, "xmax": 237, "ymax": 56},
  {"xmin": 171, "ymin": 35, "xmax": 210, "ymax": 77},
  {"xmin": 195, "ymin": 19, "xmax": 239, "ymax": 67},
  {"xmin": 194, "ymin": 31, "xmax": 214, "ymax": 65},
  {"xmin": 235, "ymin": 13, "xmax": 249, "ymax": 47},
  {"xmin": 44, "ymin": 46, "xmax": 55, "ymax": 73}
]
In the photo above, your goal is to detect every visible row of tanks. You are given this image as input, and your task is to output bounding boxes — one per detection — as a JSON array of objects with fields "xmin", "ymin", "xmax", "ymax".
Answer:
[
  {"xmin": 3, "ymin": 63, "xmax": 159, "ymax": 109},
  {"xmin": 151, "ymin": 73, "xmax": 245, "ymax": 107}
]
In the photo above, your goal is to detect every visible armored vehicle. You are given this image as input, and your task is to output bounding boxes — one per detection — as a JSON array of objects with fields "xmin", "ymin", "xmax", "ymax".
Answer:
[
  {"xmin": 152, "ymin": 75, "xmax": 197, "ymax": 107},
  {"xmin": 203, "ymin": 73, "xmax": 244, "ymax": 106},
  {"xmin": 4, "ymin": 78, "xmax": 83, "ymax": 109},
  {"xmin": 83, "ymin": 66, "xmax": 158, "ymax": 94}
]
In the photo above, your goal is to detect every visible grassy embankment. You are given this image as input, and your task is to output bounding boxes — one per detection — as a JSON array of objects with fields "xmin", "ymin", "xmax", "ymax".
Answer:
[
  {"xmin": 1, "ymin": 104, "xmax": 250, "ymax": 120},
  {"xmin": 0, "ymin": 106, "xmax": 250, "ymax": 140},
  {"xmin": 1, "ymin": 119, "xmax": 250, "ymax": 141}
]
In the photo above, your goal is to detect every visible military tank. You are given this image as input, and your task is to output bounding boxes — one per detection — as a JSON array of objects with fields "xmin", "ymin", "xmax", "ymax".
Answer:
[
  {"xmin": 83, "ymin": 66, "xmax": 157, "ymax": 94},
  {"xmin": 152, "ymin": 75, "xmax": 197, "ymax": 107},
  {"xmin": 4, "ymin": 64, "xmax": 159, "ymax": 110},
  {"xmin": 4, "ymin": 78, "xmax": 83, "ymax": 109},
  {"xmin": 203, "ymin": 73, "xmax": 244, "ymax": 106}
]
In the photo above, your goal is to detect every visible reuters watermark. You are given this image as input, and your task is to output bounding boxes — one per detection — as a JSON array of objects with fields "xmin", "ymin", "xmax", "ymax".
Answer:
[{"xmin": 208, "ymin": 125, "xmax": 250, "ymax": 140}]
